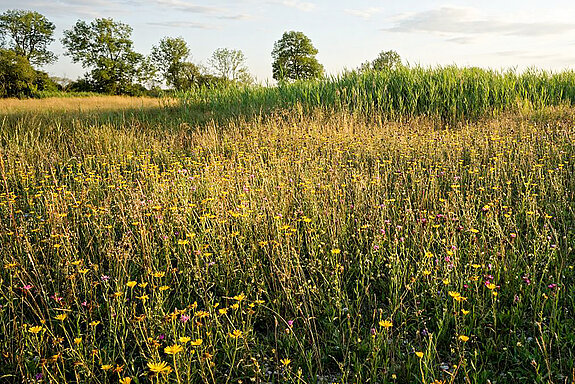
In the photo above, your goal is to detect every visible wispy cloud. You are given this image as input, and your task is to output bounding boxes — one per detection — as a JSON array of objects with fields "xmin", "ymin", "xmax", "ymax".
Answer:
[
  {"xmin": 217, "ymin": 14, "xmax": 253, "ymax": 21},
  {"xmin": 385, "ymin": 7, "xmax": 575, "ymax": 37},
  {"xmin": 150, "ymin": 0, "xmax": 225, "ymax": 14},
  {"xmin": 147, "ymin": 21, "xmax": 218, "ymax": 29},
  {"xmin": 272, "ymin": 0, "xmax": 315, "ymax": 12},
  {"xmin": 344, "ymin": 7, "xmax": 383, "ymax": 20}
]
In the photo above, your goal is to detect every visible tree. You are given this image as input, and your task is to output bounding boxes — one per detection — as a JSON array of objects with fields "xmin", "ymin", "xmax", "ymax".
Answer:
[
  {"xmin": 208, "ymin": 48, "xmax": 252, "ymax": 85},
  {"xmin": 360, "ymin": 50, "xmax": 402, "ymax": 72},
  {"xmin": 0, "ymin": 48, "xmax": 56, "ymax": 97},
  {"xmin": 61, "ymin": 18, "xmax": 144, "ymax": 94},
  {"xmin": 0, "ymin": 10, "xmax": 56, "ymax": 67},
  {"xmin": 150, "ymin": 37, "xmax": 190, "ymax": 90},
  {"xmin": 0, "ymin": 48, "xmax": 36, "ymax": 97},
  {"xmin": 271, "ymin": 31, "xmax": 323, "ymax": 81}
]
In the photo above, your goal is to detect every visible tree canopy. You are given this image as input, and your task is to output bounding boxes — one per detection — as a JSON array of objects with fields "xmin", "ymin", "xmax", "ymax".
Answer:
[
  {"xmin": 271, "ymin": 31, "xmax": 323, "ymax": 81},
  {"xmin": 0, "ymin": 9, "xmax": 56, "ymax": 67},
  {"xmin": 62, "ymin": 18, "xmax": 144, "ymax": 94},
  {"xmin": 208, "ymin": 48, "xmax": 252, "ymax": 85},
  {"xmin": 361, "ymin": 50, "xmax": 402, "ymax": 72},
  {"xmin": 150, "ymin": 37, "xmax": 190, "ymax": 90}
]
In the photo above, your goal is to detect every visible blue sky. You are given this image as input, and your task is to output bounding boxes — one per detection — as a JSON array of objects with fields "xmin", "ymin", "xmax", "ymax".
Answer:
[{"xmin": 2, "ymin": 0, "xmax": 575, "ymax": 82}]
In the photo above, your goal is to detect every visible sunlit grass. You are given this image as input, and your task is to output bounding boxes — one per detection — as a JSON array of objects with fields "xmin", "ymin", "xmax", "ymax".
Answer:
[{"xmin": 0, "ymin": 96, "xmax": 574, "ymax": 383}]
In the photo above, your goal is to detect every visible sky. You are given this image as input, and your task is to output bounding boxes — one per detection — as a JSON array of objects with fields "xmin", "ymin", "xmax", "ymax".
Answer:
[{"xmin": 2, "ymin": 0, "xmax": 575, "ymax": 82}]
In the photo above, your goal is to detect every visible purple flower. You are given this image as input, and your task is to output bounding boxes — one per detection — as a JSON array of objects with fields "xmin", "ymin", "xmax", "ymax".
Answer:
[
  {"xmin": 287, "ymin": 320, "xmax": 294, "ymax": 327},
  {"xmin": 180, "ymin": 314, "xmax": 190, "ymax": 323},
  {"xmin": 101, "ymin": 275, "xmax": 110, "ymax": 282},
  {"xmin": 548, "ymin": 283, "xmax": 557, "ymax": 289}
]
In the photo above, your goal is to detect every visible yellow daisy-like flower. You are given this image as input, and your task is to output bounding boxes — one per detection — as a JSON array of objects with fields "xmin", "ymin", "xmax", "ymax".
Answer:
[
  {"xmin": 164, "ymin": 344, "xmax": 183, "ymax": 355},
  {"xmin": 119, "ymin": 377, "xmax": 132, "ymax": 384},
  {"xmin": 28, "ymin": 326, "xmax": 44, "ymax": 334},
  {"xmin": 147, "ymin": 361, "xmax": 172, "ymax": 374},
  {"xmin": 126, "ymin": 281, "xmax": 137, "ymax": 288},
  {"xmin": 90, "ymin": 320, "xmax": 101, "ymax": 326},
  {"xmin": 74, "ymin": 337, "xmax": 82, "ymax": 345},
  {"xmin": 101, "ymin": 364, "xmax": 113, "ymax": 371},
  {"xmin": 228, "ymin": 329, "xmax": 242, "ymax": 338},
  {"xmin": 280, "ymin": 358, "xmax": 291, "ymax": 366},
  {"xmin": 179, "ymin": 337, "xmax": 191, "ymax": 344},
  {"xmin": 233, "ymin": 293, "xmax": 245, "ymax": 301},
  {"xmin": 415, "ymin": 351, "xmax": 424, "ymax": 358},
  {"xmin": 54, "ymin": 314, "xmax": 67, "ymax": 321},
  {"xmin": 189, "ymin": 338, "xmax": 203, "ymax": 346},
  {"xmin": 378, "ymin": 320, "xmax": 393, "ymax": 328},
  {"xmin": 458, "ymin": 335, "xmax": 470, "ymax": 342}
]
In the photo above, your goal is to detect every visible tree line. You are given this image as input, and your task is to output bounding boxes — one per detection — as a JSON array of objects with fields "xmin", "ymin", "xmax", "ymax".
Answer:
[{"xmin": 0, "ymin": 9, "xmax": 402, "ymax": 98}]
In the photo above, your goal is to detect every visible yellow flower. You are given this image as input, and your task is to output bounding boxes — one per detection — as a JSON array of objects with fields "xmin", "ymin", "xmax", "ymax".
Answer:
[
  {"xmin": 153, "ymin": 271, "xmax": 165, "ymax": 278},
  {"xmin": 101, "ymin": 364, "xmax": 113, "ymax": 371},
  {"xmin": 147, "ymin": 361, "xmax": 172, "ymax": 374},
  {"xmin": 55, "ymin": 314, "xmax": 67, "ymax": 322},
  {"xmin": 218, "ymin": 308, "xmax": 228, "ymax": 315},
  {"xmin": 159, "ymin": 285, "xmax": 170, "ymax": 291},
  {"xmin": 228, "ymin": 329, "xmax": 243, "ymax": 338},
  {"xmin": 189, "ymin": 338, "xmax": 203, "ymax": 346},
  {"xmin": 90, "ymin": 320, "xmax": 101, "ymax": 326},
  {"xmin": 126, "ymin": 281, "xmax": 137, "ymax": 288},
  {"xmin": 378, "ymin": 320, "xmax": 393, "ymax": 328},
  {"xmin": 415, "ymin": 351, "xmax": 424, "ymax": 358},
  {"xmin": 461, "ymin": 309, "xmax": 470, "ymax": 315},
  {"xmin": 331, "ymin": 248, "xmax": 341, "ymax": 255},
  {"xmin": 194, "ymin": 310, "xmax": 209, "ymax": 318},
  {"xmin": 179, "ymin": 337, "xmax": 191, "ymax": 344},
  {"xmin": 137, "ymin": 294, "xmax": 149, "ymax": 302},
  {"xmin": 74, "ymin": 337, "xmax": 82, "ymax": 345},
  {"xmin": 233, "ymin": 293, "xmax": 245, "ymax": 301},
  {"xmin": 28, "ymin": 326, "xmax": 44, "ymax": 334},
  {"xmin": 459, "ymin": 335, "xmax": 470, "ymax": 342},
  {"xmin": 280, "ymin": 358, "xmax": 291, "ymax": 366},
  {"xmin": 119, "ymin": 378, "xmax": 132, "ymax": 384},
  {"xmin": 164, "ymin": 344, "xmax": 183, "ymax": 355},
  {"xmin": 486, "ymin": 283, "xmax": 497, "ymax": 290}
]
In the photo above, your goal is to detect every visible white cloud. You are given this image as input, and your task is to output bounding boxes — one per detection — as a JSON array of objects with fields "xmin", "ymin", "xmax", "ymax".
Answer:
[
  {"xmin": 344, "ymin": 7, "xmax": 383, "ymax": 20},
  {"xmin": 150, "ymin": 0, "xmax": 225, "ymax": 14},
  {"xmin": 147, "ymin": 21, "xmax": 218, "ymax": 29},
  {"xmin": 385, "ymin": 6, "xmax": 575, "ymax": 37},
  {"xmin": 273, "ymin": 0, "xmax": 315, "ymax": 12}
]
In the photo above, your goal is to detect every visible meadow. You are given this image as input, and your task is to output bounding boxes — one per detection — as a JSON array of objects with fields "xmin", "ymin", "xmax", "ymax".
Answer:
[{"xmin": 1, "ymin": 68, "xmax": 575, "ymax": 383}]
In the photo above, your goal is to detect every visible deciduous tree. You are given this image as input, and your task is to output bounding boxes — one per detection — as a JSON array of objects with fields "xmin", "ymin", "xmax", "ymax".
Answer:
[
  {"xmin": 208, "ymin": 48, "xmax": 252, "ymax": 85},
  {"xmin": 0, "ymin": 9, "xmax": 56, "ymax": 67},
  {"xmin": 271, "ymin": 31, "xmax": 323, "ymax": 81},
  {"xmin": 62, "ymin": 18, "xmax": 144, "ymax": 94}
]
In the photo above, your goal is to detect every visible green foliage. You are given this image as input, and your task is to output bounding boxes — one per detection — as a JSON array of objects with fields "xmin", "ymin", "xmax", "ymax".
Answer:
[
  {"xmin": 150, "ymin": 37, "xmax": 190, "ymax": 90},
  {"xmin": 0, "ymin": 48, "xmax": 36, "ymax": 97},
  {"xmin": 61, "ymin": 18, "xmax": 145, "ymax": 94},
  {"xmin": 361, "ymin": 50, "xmax": 402, "ymax": 71},
  {"xmin": 208, "ymin": 48, "xmax": 252, "ymax": 85},
  {"xmin": 0, "ymin": 9, "xmax": 56, "ymax": 67},
  {"xmin": 271, "ymin": 31, "xmax": 324, "ymax": 81},
  {"xmin": 0, "ymin": 48, "xmax": 57, "ymax": 98},
  {"xmin": 181, "ymin": 65, "xmax": 575, "ymax": 124}
]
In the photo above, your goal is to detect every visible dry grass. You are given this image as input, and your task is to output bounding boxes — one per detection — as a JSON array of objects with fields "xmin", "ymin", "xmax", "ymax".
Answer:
[{"xmin": 0, "ymin": 96, "xmax": 174, "ymax": 115}]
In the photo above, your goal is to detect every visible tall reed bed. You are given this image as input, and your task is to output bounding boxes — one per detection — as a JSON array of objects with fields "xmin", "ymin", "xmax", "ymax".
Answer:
[{"xmin": 181, "ymin": 66, "xmax": 575, "ymax": 122}]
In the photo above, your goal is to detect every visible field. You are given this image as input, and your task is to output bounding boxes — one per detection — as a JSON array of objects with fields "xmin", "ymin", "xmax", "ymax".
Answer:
[{"xmin": 1, "ymin": 69, "xmax": 575, "ymax": 384}]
